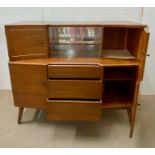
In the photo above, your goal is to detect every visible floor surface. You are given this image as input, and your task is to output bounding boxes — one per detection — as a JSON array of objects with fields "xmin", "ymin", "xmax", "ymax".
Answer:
[{"xmin": 0, "ymin": 90, "xmax": 155, "ymax": 148}]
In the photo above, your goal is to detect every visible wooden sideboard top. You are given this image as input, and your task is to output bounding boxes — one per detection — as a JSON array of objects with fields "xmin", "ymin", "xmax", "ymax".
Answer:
[
  {"xmin": 9, "ymin": 57, "xmax": 139, "ymax": 66},
  {"xmin": 5, "ymin": 21, "xmax": 147, "ymax": 28}
]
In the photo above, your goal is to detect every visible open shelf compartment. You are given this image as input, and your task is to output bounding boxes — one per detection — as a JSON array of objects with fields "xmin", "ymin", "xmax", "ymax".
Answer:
[
  {"xmin": 102, "ymin": 27, "xmax": 142, "ymax": 59},
  {"xmin": 102, "ymin": 80, "xmax": 136, "ymax": 108},
  {"xmin": 104, "ymin": 66, "xmax": 138, "ymax": 81},
  {"xmin": 49, "ymin": 26, "xmax": 143, "ymax": 59}
]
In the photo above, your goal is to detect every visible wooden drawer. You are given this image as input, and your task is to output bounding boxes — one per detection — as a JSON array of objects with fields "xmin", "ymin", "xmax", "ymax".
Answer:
[
  {"xmin": 48, "ymin": 80, "xmax": 102, "ymax": 100},
  {"xmin": 48, "ymin": 65, "xmax": 103, "ymax": 79},
  {"xmin": 47, "ymin": 100, "xmax": 102, "ymax": 121}
]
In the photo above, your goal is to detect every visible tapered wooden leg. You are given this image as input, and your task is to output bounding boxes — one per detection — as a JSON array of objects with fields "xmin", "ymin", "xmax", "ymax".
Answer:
[
  {"xmin": 18, "ymin": 107, "xmax": 24, "ymax": 124},
  {"xmin": 129, "ymin": 108, "xmax": 136, "ymax": 138},
  {"xmin": 129, "ymin": 81, "xmax": 140, "ymax": 138}
]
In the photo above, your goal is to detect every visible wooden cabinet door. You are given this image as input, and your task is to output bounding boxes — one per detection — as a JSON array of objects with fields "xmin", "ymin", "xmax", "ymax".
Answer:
[
  {"xmin": 5, "ymin": 25, "xmax": 49, "ymax": 60},
  {"xmin": 9, "ymin": 64, "xmax": 47, "ymax": 109},
  {"xmin": 138, "ymin": 27, "xmax": 150, "ymax": 80}
]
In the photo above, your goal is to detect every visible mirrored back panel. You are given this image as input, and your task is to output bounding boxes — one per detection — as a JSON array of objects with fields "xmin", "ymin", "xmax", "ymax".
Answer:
[{"xmin": 49, "ymin": 26, "xmax": 103, "ymax": 58}]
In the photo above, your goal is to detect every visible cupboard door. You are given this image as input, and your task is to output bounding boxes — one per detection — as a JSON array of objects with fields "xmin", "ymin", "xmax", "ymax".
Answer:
[
  {"xmin": 138, "ymin": 27, "xmax": 150, "ymax": 80},
  {"xmin": 5, "ymin": 25, "xmax": 49, "ymax": 60},
  {"xmin": 9, "ymin": 64, "xmax": 47, "ymax": 109}
]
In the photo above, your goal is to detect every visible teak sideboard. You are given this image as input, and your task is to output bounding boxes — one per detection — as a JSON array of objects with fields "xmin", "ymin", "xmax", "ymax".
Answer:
[{"xmin": 5, "ymin": 21, "xmax": 149, "ymax": 137}]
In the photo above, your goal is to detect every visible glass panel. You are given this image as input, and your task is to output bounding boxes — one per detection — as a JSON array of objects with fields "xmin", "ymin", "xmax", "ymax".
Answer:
[{"xmin": 49, "ymin": 27, "xmax": 102, "ymax": 58}]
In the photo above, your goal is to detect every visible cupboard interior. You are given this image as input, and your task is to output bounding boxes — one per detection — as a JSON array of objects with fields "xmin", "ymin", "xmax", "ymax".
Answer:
[
  {"xmin": 102, "ymin": 27, "xmax": 142, "ymax": 59},
  {"xmin": 102, "ymin": 80, "xmax": 136, "ymax": 106},
  {"xmin": 49, "ymin": 26, "xmax": 142, "ymax": 59},
  {"xmin": 103, "ymin": 66, "xmax": 138, "ymax": 80},
  {"xmin": 102, "ymin": 66, "xmax": 137, "ymax": 107}
]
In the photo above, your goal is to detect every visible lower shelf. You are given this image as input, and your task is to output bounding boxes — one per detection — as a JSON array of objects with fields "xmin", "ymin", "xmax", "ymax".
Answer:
[{"xmin": 102, "ymin": 102, "xmax": 132, "ymax": 109}]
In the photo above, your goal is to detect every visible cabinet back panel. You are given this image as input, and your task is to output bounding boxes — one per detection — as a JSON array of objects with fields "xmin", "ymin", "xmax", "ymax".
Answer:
[{"xmin": 102, "ymin": 27, "xmax": 127, "ymax": 50}]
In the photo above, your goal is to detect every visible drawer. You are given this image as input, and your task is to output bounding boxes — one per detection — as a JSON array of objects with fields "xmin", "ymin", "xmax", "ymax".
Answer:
[
  {"xmin": 48, "ymin": 65, "xmax": 103, "ymax": 79},
  {"xmin": 47, "ymin": 100, "xmax": 102, "ymax": 121},
  {"xmin": 48, "ymin": 80, "xmax": 102, "ymax": 100}
]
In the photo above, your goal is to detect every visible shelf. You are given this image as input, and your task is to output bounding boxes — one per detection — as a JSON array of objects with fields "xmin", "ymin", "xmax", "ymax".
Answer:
[
  {"xmin": 102, "ymin": 102, "xmax": 132, "ymax": 109},
  {"xmin": 102, "ymin": 94, "xmax": 132, "ymax": 109},
  {"xmin": 102, "ymin": 90, "xmax": 132, "ymax": 108},
  {"xmin": 102, "ymin": 49, "xmax": 135, "ymax": 59}
]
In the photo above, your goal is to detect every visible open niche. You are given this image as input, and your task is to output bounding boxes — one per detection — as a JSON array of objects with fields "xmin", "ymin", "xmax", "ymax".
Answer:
[
  {"xmin": 49, "ymin": 26, "xmax": 142, "ymax": 59},
  {"xmin": 102, "ymin": 80, "xmax": 136, "ymax": 108},
  {"xmin": 102, "ymin": 27, "xmax": 142, "ymax": 59},
  {"xmin": 102, "ymin": 66, "xmax": 138, "ymax": 108}
]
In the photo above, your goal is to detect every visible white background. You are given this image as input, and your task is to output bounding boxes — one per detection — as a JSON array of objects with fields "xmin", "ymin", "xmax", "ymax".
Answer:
[{"xmin": 0, "ymin": 7, "xmax": 155, "ymax": 95}]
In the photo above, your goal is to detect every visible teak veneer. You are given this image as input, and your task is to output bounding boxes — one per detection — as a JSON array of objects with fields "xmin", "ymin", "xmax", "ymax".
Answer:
[{"xmin": 5, "ymin": 21, "xmax": 149, "ymax": 137}]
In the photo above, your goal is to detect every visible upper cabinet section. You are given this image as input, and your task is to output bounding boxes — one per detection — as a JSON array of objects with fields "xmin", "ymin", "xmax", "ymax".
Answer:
[
  {"xmin": 5, "ymin": 22, "xmax": 149, "ymax": 61},
  {"xmin": 49, "ymin": 26, "xmax": 145, "ymax": 59},
  {"xmin": 5, "ymin": 25, "xmax": 49, "ymax": 61}
]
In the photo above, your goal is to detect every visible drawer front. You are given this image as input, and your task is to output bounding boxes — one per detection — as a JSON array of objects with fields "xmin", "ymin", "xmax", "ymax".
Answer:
[
  {"xmin": 48, "ymin": 65, "xmax": 103, "ymax": 79},
  {"xmin": 48, "ymin": 80, "xmax": 102, "ymax": 100},
  {"xmin": 47, "ymin": 100, "xmax": 102, "ymax": 121}
]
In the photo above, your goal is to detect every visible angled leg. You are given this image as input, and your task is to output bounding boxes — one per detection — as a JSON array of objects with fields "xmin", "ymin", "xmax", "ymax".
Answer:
[
  {"xmin": 129, "ymin": 82, "xmax": 140, "ymax": 138},
  {"xmin": 18, "ymin": 107, "xmax": 24, "ymax": 124}
]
